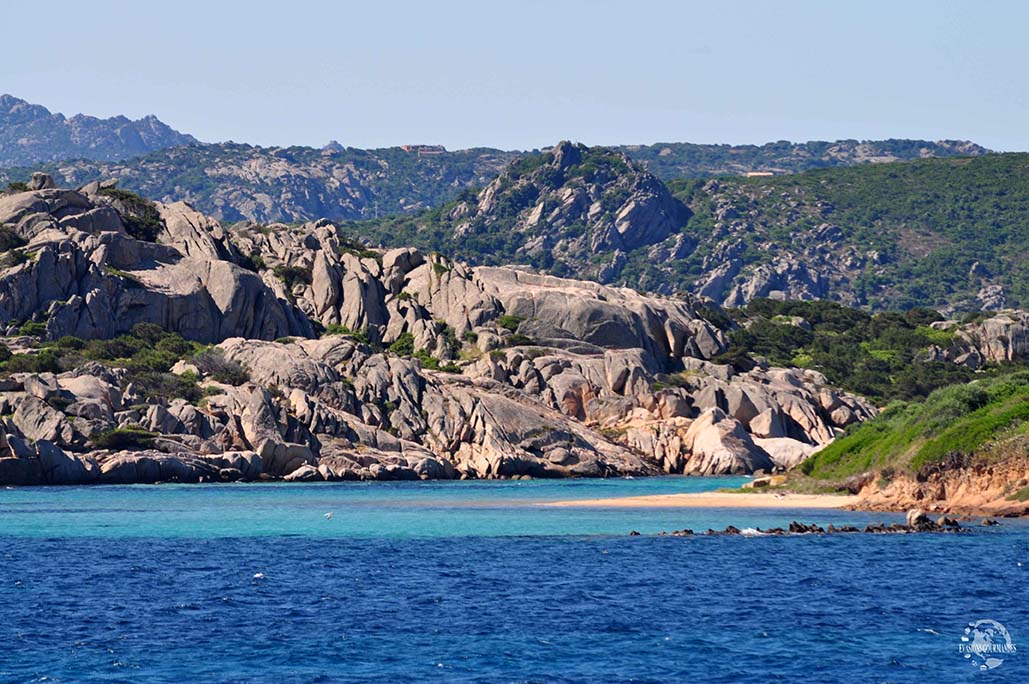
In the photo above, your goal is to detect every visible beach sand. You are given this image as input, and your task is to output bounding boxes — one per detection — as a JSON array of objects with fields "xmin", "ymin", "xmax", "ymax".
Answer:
[{"xmin": 543, "ymin": 491, "xmax": 859, "ymax": 509}]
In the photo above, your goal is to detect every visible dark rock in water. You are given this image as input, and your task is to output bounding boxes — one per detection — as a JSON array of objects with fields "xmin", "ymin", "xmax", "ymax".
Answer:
[
  {"xmin": 981, "ymin": 518, "xmax": 1000, "ymax": 526},
  {"xmin": 787, "ymin": 521, "xmax": 824, "ymax": 534},
  {"xmin": 653, "ymin": 518, "xmax": 964, "ymax": 538},
  {"xmin": 629, "ymin": 530, "xmax": 640, "ymax": 536},
  {"xmin": 906, "ymin": 509, "xmax": 930, "ymax": 527}
]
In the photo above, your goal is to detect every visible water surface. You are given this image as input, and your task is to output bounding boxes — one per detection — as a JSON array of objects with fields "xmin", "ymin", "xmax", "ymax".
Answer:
[{"xmin": 1, "ymin": 478, "xmax": 1026, "ymax": 682}]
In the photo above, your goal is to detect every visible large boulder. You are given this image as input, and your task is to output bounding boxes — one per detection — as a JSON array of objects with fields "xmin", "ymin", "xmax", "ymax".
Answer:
[{"xmin": 681, "ymin": 408, "xmax": 774, "ymax": 475}]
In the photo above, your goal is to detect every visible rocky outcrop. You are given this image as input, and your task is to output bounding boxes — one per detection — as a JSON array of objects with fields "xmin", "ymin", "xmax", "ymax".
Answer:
[
  {"xmin": 0, "ymin": 182, "xmax": 878, "ymax": 485},
  {"xmin": 0, "ymin": 185, "xmax": 312, "ymax": 342},
  {"xmin": 931, "ymin": 311, "xmax": 1029, "ymax": 369},
  {"xmin": 855, "ymin": 455, "xmax": 1029, "ymax": 517}
]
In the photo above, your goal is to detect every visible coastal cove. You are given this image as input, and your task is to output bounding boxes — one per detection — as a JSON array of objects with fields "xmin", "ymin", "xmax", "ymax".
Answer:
[{"xmin": 2, "ymin": 477, "xmax": 1028, "ymax": 682}]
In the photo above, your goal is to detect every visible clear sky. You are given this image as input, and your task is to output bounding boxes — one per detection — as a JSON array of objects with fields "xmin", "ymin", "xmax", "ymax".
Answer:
[{"xmin": 3, "ymin": 0, "xmax": 1026, "ymax": 151}]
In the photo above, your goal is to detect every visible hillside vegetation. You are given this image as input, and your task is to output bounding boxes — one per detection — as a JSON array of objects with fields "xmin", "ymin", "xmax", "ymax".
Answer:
[
  {"xmin": 619, "ymin": 138, "xmax": 985, "ymax": 180},
  {"xmin": 709, "ymin": 299, "xmax": 982, "ymax": 402},
  {"xmin": 348, "ymin": 151, "xmax": 1029, "ymax": 314},
  {"xmin": 659, "ymin": 153, "xmax": 1029, "ymax": 311},
  {"xmin": 801, "ymin": 371, "xmax": 1029, "ymax": 479}
]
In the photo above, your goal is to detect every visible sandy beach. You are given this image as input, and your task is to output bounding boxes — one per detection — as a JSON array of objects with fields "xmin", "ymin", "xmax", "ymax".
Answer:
[{"xmin": 543, "ymin": 492, "xmax": 860, "ymax": 509}]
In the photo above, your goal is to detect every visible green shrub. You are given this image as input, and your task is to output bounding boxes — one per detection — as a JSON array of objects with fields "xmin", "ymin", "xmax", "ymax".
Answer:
[
  {"xmin": 505, "ymin": 333, "xmax": 534, "ymax": 347},
  {"xmin": 5, "ymin": 182, "xmax": 29, "ymax": 193},
  {"xmin": 123, "ymin": 369, "xmax": 202, "ymax": 404},
  {"xmin": 497, "ymin": 314, "xmax": 524, "ymax": 332},
  {"xmin": 323, "ymin": 324, "xmax": 369, "ymax": 344},
  {"xmin": 0, "ymin": 225, "xmax": 27, "ymax": 252},
  {"xmin": 240, "ymin": 252, "xmax": 266, "ymax": 272},
  {"xmin": 18, "ymin": 320, "xmax": 47, "ymax": 337},
  {"xmin": 273, "ymin": 264, "xmax": 312, "ymax": 289},
  {"xmin": 99, "ymin": 187, "xmax": 164, "ymax": 242},
  {"xmin": 53, "ymin": 336, "xmax": 85, "ymax": 350},
  {"xmin": 191, "ymin": 349, "xmax": 249, "ymax": 385},
  {"xmin": 389, "ymin": 332, "xmax": 415, "ymax": 356},
  {"xmin": 91, "ymin": 427, "xmax": 157, "ymax": 450},
  {"xmin": 2, "ymin": 349, "xmax": 62, "ymax": 374},
  {"xmin": 130, "ymin": 348, "xmax": 181, "ymax": 373},
  {"xmin": 0, "ymin": 249, "xmax": 29, "ymax": 268},
  {"xmin": 131, "ymin": 323, "xmax": 166, "ymax": 345}
]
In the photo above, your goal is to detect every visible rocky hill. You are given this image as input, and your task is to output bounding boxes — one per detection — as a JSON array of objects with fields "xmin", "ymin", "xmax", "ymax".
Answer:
[
  {"xmin": 618, "ymin": 138, "xmax": 987, "ymax": 180},
  {"xmin": 0, "ymin": 176, "xmax": 880, "ymax": 486},
  {"xmin": 0, "ymin": 95, "xmax": 196, "ymax": 167},
  {"xmin": 355, "ymin": 150, "xmax": 1029, "ymax": 314},
  {"xmin": 1, "ymin": 142, "xmax": 520, "ymax": 223},
  {"xmin": 367, "ymin": 141, "xmax": 692, "ymax": 282}
]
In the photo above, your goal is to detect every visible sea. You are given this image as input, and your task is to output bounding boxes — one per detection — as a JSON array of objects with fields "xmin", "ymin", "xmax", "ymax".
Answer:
[{"xmin": 1, "ymin": 477, "xmax": 1026, "ymax": 683}]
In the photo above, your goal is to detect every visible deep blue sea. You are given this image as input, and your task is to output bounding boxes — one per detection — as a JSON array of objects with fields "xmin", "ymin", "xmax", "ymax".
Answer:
[{"xmin": 1, "ymin": 477, "xmax": 1027, "ymax": 683}]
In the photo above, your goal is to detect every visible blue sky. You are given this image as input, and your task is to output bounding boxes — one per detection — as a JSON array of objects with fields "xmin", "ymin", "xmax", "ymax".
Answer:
[{"xmin": 3, "ymin": 0, "xmax": 1026, "ymax": 151}]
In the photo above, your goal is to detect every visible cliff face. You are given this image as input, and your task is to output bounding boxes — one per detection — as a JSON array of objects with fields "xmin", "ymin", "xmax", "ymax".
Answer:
[
  {"xmin": 0, "ymin": 179, "xmax": 872, "ymax": 485},
  {"xmin": 0, "ymin": 95, "xmax": 196, "ymax": 167},
  {"xmin": 855, "ymin": 454, "xmax": 1029, "ymax": 517}
]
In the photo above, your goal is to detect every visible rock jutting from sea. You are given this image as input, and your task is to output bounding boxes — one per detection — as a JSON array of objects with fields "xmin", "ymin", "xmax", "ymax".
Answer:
[{"xmin": 0, "ymin": 178, "xmax": 875, "ymax": 485}]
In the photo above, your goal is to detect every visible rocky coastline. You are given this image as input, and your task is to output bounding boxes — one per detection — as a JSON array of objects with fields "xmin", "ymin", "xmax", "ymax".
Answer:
[{"xmin": 0, "ymin": 176, "xmax": 872, "ymax": 487}]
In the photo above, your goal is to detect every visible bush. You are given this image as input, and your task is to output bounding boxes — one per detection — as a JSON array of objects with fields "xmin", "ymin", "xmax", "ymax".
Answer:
[
  {"xmin": 98, "ymin": 187, "xmax": 164, "ymax": 242},
  {"xmin": 91, "ymin": 427, "xmax": 157, "ymax": 450},
  {"xmin": 0, "ymin": 249, "xmax": 29, "ymax": 268},
  {"xmin": 323, "ymin": 324, "xmax": 370, "ymax": 344},
  {"xmin": 191, "ymin": 349, "xmax": 250, "ymax": 385},
  {"xmin": 129, "ymin": 348, "xmax": 181, "ymax": 373},
  {"xmin": 0, "ymin": 225, "xmax": 27, "ymax": 252},
  {"xmin": 388, "ymin": 332, "xmax": 415, "ymax": 356},
  {"xmin": 273, "ymin": 264, "xmax": 312, "ymax": 289},
  {"xmin": 53, "ymin": 336, "xmax": 85, "ymax": 350},
  {"xmin": 497, "ymin": 314, "xmax": 524, "ymax": 332},
  {"xmin": 18, "ymin": 320, "xmax": 47, "ymax": 337},
  {"xmin": 123, "ymin": 369, "xmax": 202, "ymax": 403},
  {"xmin": 2, "ymin": 349, "xmax": 62, "ymax": 374},
  {"xmin": 240, "ymin": 252, "xmax": 266, "ymax": 272},
  {"xmin": 84, "ymin": 335, "xmax": 147, "ymax": 361},
  {"xmin": 5, "ymin": 182, "xmax": 29, "ymax": 193},
  {"xmin": 131, "ymin": 323, "xmax": 166, "ymax": 345}
]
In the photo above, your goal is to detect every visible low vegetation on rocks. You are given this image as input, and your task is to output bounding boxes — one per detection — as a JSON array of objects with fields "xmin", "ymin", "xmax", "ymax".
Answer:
[{"xmin": 707, "ymin": 299, "xmax": 993, "ymax": 401}]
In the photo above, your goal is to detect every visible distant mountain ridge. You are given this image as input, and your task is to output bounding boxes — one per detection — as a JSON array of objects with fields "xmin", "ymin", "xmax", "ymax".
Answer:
[
  {"xmin": 0, "ymin": 94, "xmax": 197, "ymax": 167},
  {"xmin": 0, "ymin": 96, "xmax": 992, "ymax": 222},
  {"xmin": 1, "ymin": 137, "xmax": 989, "ymax": 224}
]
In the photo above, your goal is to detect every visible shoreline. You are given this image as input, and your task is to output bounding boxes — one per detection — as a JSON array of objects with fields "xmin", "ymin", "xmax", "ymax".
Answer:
[{"xmin": 542, "ymin": 491, "xmax": 860, "ymax": 509}]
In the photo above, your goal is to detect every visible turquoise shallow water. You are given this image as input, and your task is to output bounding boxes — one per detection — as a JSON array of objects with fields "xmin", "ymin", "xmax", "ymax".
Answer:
[
  {"xmin": 1, "ymin": 477, "xmax": 1027, "ymax": 682},
  {"xmin": 3, "ymin": 476, "xmax": 895, "ymax": 538}
]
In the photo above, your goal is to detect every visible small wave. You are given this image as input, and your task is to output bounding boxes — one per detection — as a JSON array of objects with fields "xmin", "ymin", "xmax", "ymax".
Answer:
[{"xmin": 740, "ymin": 528, "xmax": 763, "ymax": 537}]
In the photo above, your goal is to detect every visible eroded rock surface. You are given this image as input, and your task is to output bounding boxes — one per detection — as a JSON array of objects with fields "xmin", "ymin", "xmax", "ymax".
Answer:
[{"xmin": 0, "ymin": 182, "xmax": 876, "ymax": 484}]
